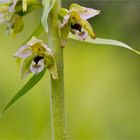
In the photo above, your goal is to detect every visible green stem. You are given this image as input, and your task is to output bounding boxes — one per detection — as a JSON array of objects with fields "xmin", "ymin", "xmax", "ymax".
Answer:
[{"xmin": 48, "ymin": 1, "xmax": 67, "ymax": 140}]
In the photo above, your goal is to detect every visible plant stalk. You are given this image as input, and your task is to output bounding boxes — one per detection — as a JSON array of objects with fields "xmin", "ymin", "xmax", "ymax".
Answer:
[{"xmin": 48, "ymin": 0, "xmax": 67, "ymax": 140}]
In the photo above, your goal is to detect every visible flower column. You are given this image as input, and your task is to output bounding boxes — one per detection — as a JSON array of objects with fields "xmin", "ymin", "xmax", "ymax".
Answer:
[{"xmin": 48, "ymin": 0, "xmax": 67, "ymax": 140}]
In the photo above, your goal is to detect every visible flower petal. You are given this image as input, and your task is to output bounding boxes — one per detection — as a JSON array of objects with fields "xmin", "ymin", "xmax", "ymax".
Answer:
[
  {"xmin": 41, "ymin": 42, "xmax": 52, "ymax": 52},
  {"xmin": 0, "ymin": 3, "xmax": 9, "ymax": 24},
  {"xmin": 70, "ymin": 26, "xmax": 88, "ymax": 40},
  {"xmin": 60, "ymin": 14, "xmax": 71, "ymax": 47},
  {"xmin": 0, "ymin": 13, "xmax": 6, "ymax": 24},
  {"xmin": 14, "ymin": 45, "xmax": 32, "ymax": 58},
  {"xmin": 44, "ymin": 54, "xmax": 58, "ymax": 79},
  {"xmin": 27, "ymin": 36, "xmax": 42, "ymax": 46},
  {"xmin": 79, "ymin": 19, "xmax": 96, "ymax": 39},
  {"xmin": 30, "ymin": 59, "xmax": 45, "ymax": 74},
  {"xmin": 80, "ymin": 8, "xmax": 100, "ymax": 20},
  {"xmin": 61, "ymin": 15, "xmax": 70, "ymax": 28},
  {"xmin": 9, "ymin": 0, "xmax": 18, "ymax": 13},
  {"xmin": 69, "ymin": 3, "xmax": 86, "ymax": 13},
  {"xmin": 77, "ymin": 29, "xmax": 88, "ymax": 40},
  {"xmin": 20, "ymin": 56, "xmax": 32, "ymax": 79}
]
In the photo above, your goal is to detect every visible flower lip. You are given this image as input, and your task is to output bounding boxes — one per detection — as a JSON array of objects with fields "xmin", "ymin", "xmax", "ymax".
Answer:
[
  {"xmin": 71, "ymin": 23, "xmax": 82, "ymax": 32},
  {"xmin": 33, "ymin": 56, "xmax": 44, "ymax": 65},
  {"xmin": 30, "ymin": 58, "xmax": 45, "ymax": 74}
]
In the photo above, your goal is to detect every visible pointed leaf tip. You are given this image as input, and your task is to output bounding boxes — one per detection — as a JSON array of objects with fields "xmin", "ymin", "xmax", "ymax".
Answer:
[
  {"xmin": 68, "ymin": 33, "xmax": 140, "ymax": 55},
  {"xmin": 1, "ymin": 68, "xmax": 46, "ymax": 116}
]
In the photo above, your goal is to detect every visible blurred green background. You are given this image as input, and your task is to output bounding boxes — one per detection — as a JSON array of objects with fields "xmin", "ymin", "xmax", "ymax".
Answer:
[{"xmin": 0, "ymin": 0, "xmax": 140, "ymax": 139}]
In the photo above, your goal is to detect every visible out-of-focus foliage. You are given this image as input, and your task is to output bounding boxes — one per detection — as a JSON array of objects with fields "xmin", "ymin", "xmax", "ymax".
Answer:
[{"xmin": 0, "ymin": 1, "xmax": 140, "ymax": 139}]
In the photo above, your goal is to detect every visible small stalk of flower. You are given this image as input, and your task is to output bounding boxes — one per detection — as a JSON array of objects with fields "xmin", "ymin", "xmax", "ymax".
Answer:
[
  {"xmin": 60, "ymin": 3, "xmax": 100, "ymax": 46},
  {"xmin": 14, "ymin": 36, "xmax": 58, "ymax": 80}
]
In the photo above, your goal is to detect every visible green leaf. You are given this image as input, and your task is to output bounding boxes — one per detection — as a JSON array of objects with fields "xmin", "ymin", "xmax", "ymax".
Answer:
[
  {"xmin": 68, "ymin": 33, "xmax": 140, "ymax": 55},
  {"xmin": 1, "ymin": 68, "xmax": 46, "ymax": 117},
  {"xmin": 41, "ymin": 0, "xmax": 56, "ymax": 32}
]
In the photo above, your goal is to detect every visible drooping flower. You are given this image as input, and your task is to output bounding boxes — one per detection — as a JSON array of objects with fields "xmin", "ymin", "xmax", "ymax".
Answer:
[
  {"xmin": 0, "ymin": 0, "xmax": 41, "ymax": 35},
  {"xmin": 0, "ymin": 0, "xmax": 24, "ymax": 35},
  {"xmin": 14, "ymin": 36, "xmax": 58, "ymax": 79},
  {"xmin": 60, "ymin": 3, "xmax": 100, "ymax": 46},
  {"xmin": 0, "ymin": 0, "xmax": 16, "ymax": 24}
]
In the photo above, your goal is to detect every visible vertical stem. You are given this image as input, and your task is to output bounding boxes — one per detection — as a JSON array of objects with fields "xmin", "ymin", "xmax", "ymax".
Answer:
[{"xmin": 48, "ymin": 0, "xmax": 67, "ymax": 140}]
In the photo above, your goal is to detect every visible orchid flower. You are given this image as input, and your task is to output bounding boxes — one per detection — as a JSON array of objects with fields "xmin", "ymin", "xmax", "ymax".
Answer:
[
  {"xmin": 0, "ymin": 0, "xmax": 41, "ymax": 35},
  {"xmin": 0, "ymin": 0, "xmax": 24, "ymax": 35},
  {"xmin": 14, "ymin": 36, "xmax": 58, "ymax": 79},
  {"xmin": 60, "ymin": 3, "xmax": 100, "ymax": 46}
]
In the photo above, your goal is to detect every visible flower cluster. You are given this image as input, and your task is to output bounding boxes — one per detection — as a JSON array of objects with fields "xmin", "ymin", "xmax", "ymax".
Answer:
[
  {"xmin": 0, "ymin": 0, "xmax": 22, "ymax": 35},
  {"xmin": 1, "ymin": 3, "xmax": 100, "ymax": 79},
  {"xmin": 60, "ymin": 3, "xmax": 100, "ymax": 46},
  {"xmin": 14, "ymin": 36, "xmax": 58, "ymax": 79},
  {"xmin": 0, "ymin": 0, "xmax": 41, "ymax": 36}
]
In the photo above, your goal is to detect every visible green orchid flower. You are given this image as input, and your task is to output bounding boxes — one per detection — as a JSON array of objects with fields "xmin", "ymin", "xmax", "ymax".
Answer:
[
  {"xmin": 14, "ymin": 36, "xmax": 58, "ymax": 79},
  {"xmin": 60, "ymin": 3, "xmax": 100, "ymax": 46}
]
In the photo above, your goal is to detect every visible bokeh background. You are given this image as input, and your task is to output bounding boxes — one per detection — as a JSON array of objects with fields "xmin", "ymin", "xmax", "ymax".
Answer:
[{"xmin": 0, "ymin": 0, "xmax": 140, "ymax": 139}]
